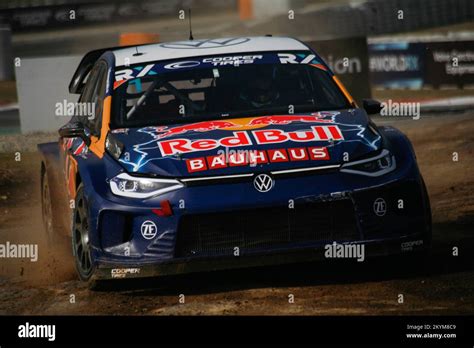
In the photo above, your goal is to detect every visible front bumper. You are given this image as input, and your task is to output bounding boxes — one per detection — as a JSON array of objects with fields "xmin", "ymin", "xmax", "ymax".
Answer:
[
  {"xmin": 86, "ymin": 158, "xmax": 430, "ymax": 280},
  {"xmin": 94, "ymin": 232, "xmax": 427, "ymax": 280}
]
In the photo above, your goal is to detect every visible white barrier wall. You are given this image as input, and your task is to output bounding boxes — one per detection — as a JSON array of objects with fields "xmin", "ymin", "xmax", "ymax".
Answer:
[
  {"xmin": 252, "ymin": 0, "xmax": 291, "ymax": 18},
  {"xmin": 15, "ymin": 56, "xmax": 81, "ymax": 133}
]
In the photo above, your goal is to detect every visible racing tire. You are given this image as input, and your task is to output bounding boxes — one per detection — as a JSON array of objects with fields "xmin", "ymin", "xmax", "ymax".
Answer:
[
  {"xmin": 404, "ymin": 176, "xmax": 432, "ymax": 272},
  {"xmin": 41, "ymin": 165, "xmax": 61, "ymax": 244},
  {"xmin": 421, "ymin": 176, "xmax": 432, "ymax": 248},
  {"xmin": 72, "ymin": 183, "xmax": 102, "ymax": 290}
]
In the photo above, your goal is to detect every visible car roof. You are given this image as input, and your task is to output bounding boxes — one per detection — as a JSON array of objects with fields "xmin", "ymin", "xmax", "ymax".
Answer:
[{"xmin": 112, "ymin": 36, "xmax": 310, "ymax": 67}]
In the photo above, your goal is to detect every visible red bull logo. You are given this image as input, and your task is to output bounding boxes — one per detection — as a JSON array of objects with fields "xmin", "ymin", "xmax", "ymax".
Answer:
[{"xmin": 158, "ymin": 125, "xmax": 343, "ymax": 156}]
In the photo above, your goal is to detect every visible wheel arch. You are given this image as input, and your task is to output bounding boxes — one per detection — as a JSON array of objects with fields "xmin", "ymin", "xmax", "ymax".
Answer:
[
  {"xmin": 379, "ymin": 126, "xmax": 432, "ymax": 240},
  {"xmin": 378, "ymin": 126, "xmax": 418, "ymax": 166}
]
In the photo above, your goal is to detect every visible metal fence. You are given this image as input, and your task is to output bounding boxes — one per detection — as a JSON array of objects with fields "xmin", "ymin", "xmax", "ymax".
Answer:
[
  {"xmin": 251, "ymin": 0, "xmax": 474, "ymax": 40},
  {"xmin": 366, "ymin": 0, "xmax": 474, "ymax": 36},
  {"xmin": 0, "ymin": 0, "xmax": 236, "ymax": 31}
]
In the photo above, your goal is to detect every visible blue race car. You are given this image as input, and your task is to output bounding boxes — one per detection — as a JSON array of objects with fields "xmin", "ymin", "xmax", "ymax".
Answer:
[{"xmin": 39, "ymin": 37, "xmax": 431, "ymax": 288}]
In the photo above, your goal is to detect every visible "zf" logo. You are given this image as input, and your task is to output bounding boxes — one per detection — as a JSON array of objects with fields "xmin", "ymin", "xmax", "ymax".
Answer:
[
  {"xmin": 141, "ymin": 220, "xmax": 157, "ymax": 239},
  {"xmin": 373, "ymin": 198, "xmax": 387, "ymax": 217}
]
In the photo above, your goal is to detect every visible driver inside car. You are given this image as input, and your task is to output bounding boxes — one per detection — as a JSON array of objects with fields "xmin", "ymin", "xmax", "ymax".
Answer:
[{"xmin": 238, "ymin": 69, "xmax": 281, "ymax": 109}]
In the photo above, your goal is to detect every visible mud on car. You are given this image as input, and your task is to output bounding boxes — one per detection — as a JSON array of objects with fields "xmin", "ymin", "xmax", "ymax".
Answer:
[{"xmin": 38, "ymin": 37, "xmax": 431, "ymax": 289}]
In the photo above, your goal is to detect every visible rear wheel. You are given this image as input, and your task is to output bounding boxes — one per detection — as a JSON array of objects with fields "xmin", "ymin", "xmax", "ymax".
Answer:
[{"xmin": 41, "ymin": 166, "xmax": 57, "ymax": 243}]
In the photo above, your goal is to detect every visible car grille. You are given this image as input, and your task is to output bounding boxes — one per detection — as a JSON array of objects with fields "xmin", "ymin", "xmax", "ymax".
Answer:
[{"xmin": 175, "ymin": 200, "xmax": 359, "ymax": 257}]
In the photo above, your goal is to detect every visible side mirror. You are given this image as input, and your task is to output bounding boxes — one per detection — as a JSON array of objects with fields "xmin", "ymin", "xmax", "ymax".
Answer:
[
  {"xmin": 362, "ymin": 99, "xmax": 382, "ymax": 115},
  {"xmin": 58, "ymin": 122, "xmax": 91, "ymax": 146}
]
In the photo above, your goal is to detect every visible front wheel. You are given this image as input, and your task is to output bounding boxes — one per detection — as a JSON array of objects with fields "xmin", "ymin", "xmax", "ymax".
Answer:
[
  {"xmin": 72, "ymin": 183, "xmax": 96, "ymax": 282},
  {"xmin": 421, "ymin": 176, "xmax": 432, "ymax": 247}
]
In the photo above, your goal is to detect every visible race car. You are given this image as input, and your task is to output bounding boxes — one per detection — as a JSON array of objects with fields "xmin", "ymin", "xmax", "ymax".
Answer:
[{"xmin": 38, "ymin": 36, "xmax": 431, "ymax": 288}]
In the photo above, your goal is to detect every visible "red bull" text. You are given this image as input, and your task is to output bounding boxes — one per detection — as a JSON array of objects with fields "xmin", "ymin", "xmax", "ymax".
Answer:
[{"xmin": 158, "ymin": 126, "xmax": 343, "ymax": 156}]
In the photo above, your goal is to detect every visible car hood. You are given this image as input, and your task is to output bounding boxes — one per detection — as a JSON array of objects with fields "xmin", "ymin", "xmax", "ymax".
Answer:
[{"xmin": 112, "ymin": 109, "xmax": 382, "ymax": 177}]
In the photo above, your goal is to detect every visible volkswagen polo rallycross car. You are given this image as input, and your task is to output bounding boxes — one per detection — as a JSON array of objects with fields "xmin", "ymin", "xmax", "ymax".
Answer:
[{"xmin": 39, "ymin": 37, "xmax": 431, "ymax": 288}]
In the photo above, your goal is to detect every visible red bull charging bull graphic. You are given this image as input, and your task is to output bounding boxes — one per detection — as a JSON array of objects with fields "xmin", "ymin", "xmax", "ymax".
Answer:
[{"xmin": 114, "ymin": 112, "xmax": 380, "ymax": 174}]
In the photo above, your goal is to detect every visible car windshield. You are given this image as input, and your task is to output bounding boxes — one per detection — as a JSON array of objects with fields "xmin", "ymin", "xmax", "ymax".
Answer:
[{"xmin": 111, "ymin": 51, "xmax": 351, "ymax": 128}]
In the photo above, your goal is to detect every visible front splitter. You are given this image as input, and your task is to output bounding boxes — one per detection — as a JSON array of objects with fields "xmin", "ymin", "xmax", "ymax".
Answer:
[{"xmin": 93, "ymin": 234, "xmax": 427, "ymax": 281}]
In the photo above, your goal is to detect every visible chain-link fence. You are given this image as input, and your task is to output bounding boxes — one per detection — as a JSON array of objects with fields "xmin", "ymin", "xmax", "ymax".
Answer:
[{"xmin": 251, "ymin": 0, "xmax": 474, "ymax": 40}]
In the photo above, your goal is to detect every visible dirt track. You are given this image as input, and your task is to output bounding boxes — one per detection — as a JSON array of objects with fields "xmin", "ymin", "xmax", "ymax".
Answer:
[{"xmin": 0, "ymin": 113, "xmax": 473, "ymax": 315}]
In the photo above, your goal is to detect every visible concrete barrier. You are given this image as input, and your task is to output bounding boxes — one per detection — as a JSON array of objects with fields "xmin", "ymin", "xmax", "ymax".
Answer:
[{"xmin": 15, "ymin": 56, "xmax": 81, "ymax": 133}]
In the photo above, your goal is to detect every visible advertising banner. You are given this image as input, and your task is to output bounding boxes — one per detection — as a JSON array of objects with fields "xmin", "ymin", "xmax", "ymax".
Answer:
[
  {"xmin": 424, "ymin": 41, "xmax": 474, "ymax": 88},
  {"xmin": 369, "ymin": 40, "xmax": 474, "ymax": 89},
  {"xmin": 369, "ymin": 42, "xmax": 425, "ymax": 89}
]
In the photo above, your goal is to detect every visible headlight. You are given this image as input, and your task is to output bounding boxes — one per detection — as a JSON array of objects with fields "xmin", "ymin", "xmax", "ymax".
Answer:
[
  {"xmin": 110, "ymin": 173, "xmax": 184, "ymax": 198},
  {"xmin": 105, "ymin": 133, "xmax": 124, "ymax": 160},
  {"xmin": 340, "ymin": 149, "xmax": 396, "ymax": 177}
]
